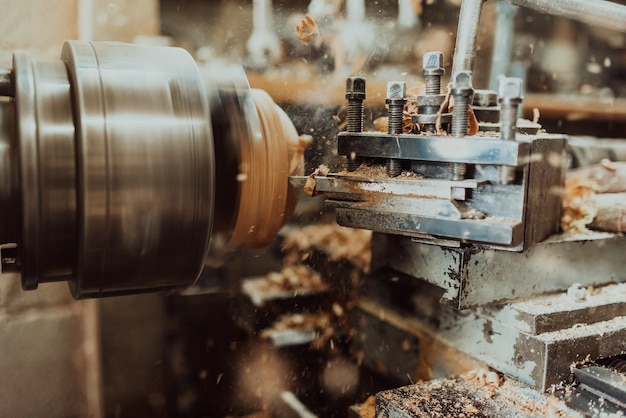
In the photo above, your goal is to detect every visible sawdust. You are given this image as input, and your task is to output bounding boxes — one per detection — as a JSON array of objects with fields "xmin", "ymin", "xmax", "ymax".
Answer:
[
  {"xmin": 282, "ymin": 223, "xmax": 372, "ymax": 271},
  {"xmin": 561, "ymin": 177, "xmax": 597, "ymax": 234},
  {"xmin": 257, "ymin": 264, "xmax": 327, "ymax": 293},
  {"xmin": 462, "ymin": 369, "xmax": 501, "ymax": 391},
  {"xmin": 562, "ymin": 160, "xmax": 626, "ymax": 233},
  {"xmin": 303, "ymin": 164, "xmax": 330, "ymax": 196},
  {"xmin": 352, "ymin": 395, "xmax": 376, "ymax": 418},
  {"xmin": 339, "ymin": 164, "xmax": 423, "ymax": 179},
  {"xmin": 379, "ymin": 374, "xmax": 577, "ymax": 417},
  {"xmin": 378, "ymin": 378, "xmax": 487, "ymax": 417}
]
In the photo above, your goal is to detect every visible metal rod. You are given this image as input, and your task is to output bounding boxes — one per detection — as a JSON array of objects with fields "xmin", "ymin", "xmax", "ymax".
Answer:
[
  {"xmin": 508, "ymin": 0, "xmax": 626, "ymax": 33},
  {"xmin": 489, "ymin": 0, "xmax": 517, "ymax": 91},
  {"xmin": 453, "ymin": 0, "xmax": 626, "ymax": 78},
  {"xmin": 451, "ymin": 0, "xmax": 485, "ymax": 76}
]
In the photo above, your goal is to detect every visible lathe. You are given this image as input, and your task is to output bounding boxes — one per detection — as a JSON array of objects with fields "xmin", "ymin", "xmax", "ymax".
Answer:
[{"xmin": 0, "ymin": 0, "xmax": 625, "ymax": 416}]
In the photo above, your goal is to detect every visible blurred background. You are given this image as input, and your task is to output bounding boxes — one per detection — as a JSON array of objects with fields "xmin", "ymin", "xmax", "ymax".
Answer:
[{"xmin": 0, "ymin": 1, "xmax": 624, "ymax": 417}]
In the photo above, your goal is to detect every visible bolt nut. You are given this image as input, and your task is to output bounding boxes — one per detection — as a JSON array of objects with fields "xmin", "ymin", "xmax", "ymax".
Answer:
[
  {"xmin": 346, "ymin": 77, "xmax": 366, "ymax": 100},
  {"xmin": 422, "ymin": 51, "xmax": 444, "ymax": 76},
  {"xmin": 498, "ymin": 77, "xmax": 523, "ymax": 101},
  {"xmin": 386, "ymin": 81, "xmax": 406, "ymax": 101}
]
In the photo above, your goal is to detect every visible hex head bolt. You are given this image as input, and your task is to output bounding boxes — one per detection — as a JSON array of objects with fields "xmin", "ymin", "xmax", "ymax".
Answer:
[
  {"xmin": 386, "ymin": 81, "xmax": 406, "ymax": 177},
  {"xmin": 497, "ymin": 77, "xmax": 523, "ymax": 184},
  {"xmin": 450, "ymin": 71, "xmax": 474, "ymax": 181},
  {"xmin": 345, "ymin": 77, "xmax": 367, "ymax": 171}
]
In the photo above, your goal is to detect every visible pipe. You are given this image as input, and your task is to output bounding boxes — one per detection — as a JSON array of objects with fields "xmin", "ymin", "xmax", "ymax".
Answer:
[
  {"xmin": 489, "ymin": 0, "xmax": 518, "ymax": 91},
  {"xmin": 451, "ymin": 0, "xmax": 485, "ymax": 76},
  {"xmin": 508, "ymin": 0, "xmax": 626, "ymax": 33}
]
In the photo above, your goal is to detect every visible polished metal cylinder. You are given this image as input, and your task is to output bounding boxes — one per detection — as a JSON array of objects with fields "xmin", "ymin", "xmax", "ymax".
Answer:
[
  {"xmin": 61, "ymin": 42, "xmax": 216, "ymax": 298},
  {"xmin": 451, "ymin": 0, "xmax": 485, "ymax": 75},
  {"xmin": 0, "ymin": 41, "xmax": 300, "ymax": 298},
  {"xmin": 13, "ymin": 53, "xmax": 78, "ymax": 289}
]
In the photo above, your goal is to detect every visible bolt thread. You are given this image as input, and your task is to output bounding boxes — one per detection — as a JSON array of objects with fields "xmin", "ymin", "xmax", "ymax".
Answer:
[
  {"xmin": 388, "ymin": 104, "xmax": 404, "ymax": 135},
  {"xmin": 497, "ymin": 165, "xmax": 516, "ymax": 184},
  {"xmin": 424, "ymin": 75, "xmax": 441, "ymax": 95},
  {"xmin": 451, "ymin": 95, "xmax": 470, "ymax": 138},
  {"xmin": 387, "ymin": 159, "xmax": 402, "ymax": 177},
  {"xmin": 346, "ymin": 157, "xmax": 360, "ymax": 172},
  {"xmin": 451, "ymin": 163, "xmax": 467, "ymax": 181},
  {"xmin": 499, "ymin": 104, "xmax": 518, "ymax": 141},
  {"xmin": 347, "ymin": 100, "xmax": 364, "ymax": 133}
]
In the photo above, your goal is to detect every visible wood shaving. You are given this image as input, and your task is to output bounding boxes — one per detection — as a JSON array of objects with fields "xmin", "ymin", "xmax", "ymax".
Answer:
[
  {"xmin": 374, "ymin": 116, "xmax": 388, "ymax": 133},
  {"xmin": 263, "ymin": 264, "xmax": 326, "ymax": 293},
  {"xmin": 352, "ymin": 396, "xmax": 375, "ymax": 418},
  {"xmin": 600, "ymin": 158, "xmax": 617, "ymax": 171},
  {"xmin": 380, "ymin": 375, "xmax": 576, "ymax": 417},
  {"xmin": 282, "ymin": 223, "xmax": 372, "ymax": 271},
  {"xmin": 295, "ymin": 15, "xmax": 318, "ymax": 43},
  {"xmin": 289, "ymin": 134, "xmax": 313, "ymax": 174},
  {"xmin": 568, "ymin": 160, "xmax": 626, "ymax": 194},
  {"xmin": 303, "ymin": 164, "xmax": 330, "ymax": 197},
  {"xmin": 468, "ymin": 105, "xmax": 479, "ymax": 135},
  {"xmin": 403, "ymin": 85, "xmax": 422, "ymax": 134},
  {"xmin": 435, "ymin": 82, "xmax": 453, "ymax": 135},
  {"xmin": 561, "ymin": 177, "xmax": 597, "ymax": 233},
  {"xmin": 563, "ymin": 161, "xmax": 626, "ymax": 233},
  {"xmin": 339, "ymin": 163, "xmax": 422, "ymax": 179},
  {"xmin": 532, "ymin": 107, "xmax": 541, "ymax": 124},
  {"xmin": 462, "ymin": 369, "xmax": 502, "ymax": 390},
  {"xmin": 244, "ymin": 264, "xmax": 328, "ymax": 294}
]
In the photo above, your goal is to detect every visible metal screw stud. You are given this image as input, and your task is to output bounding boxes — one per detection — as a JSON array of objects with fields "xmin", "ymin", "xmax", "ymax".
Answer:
[
  {"xmin": 423, "ymin": 51, "xmax": 444, "ymax": 95},
  {"xmin": 450, "ymin": 71, "xmax": 473, "ymax": 138},
  {"xmin": 346, "ymin": 77, "xmax": 366, "ymax": 133},
  {"xmin": 450, "ymin": 71, "xmax": 474, "ymax": 180},
  {"xmin": 386, "ymin": 81, "xmax": 406, "ymax": 177},
  {"xmin": 345, "ymin": 77, "xmax": 366, "ymax": 171},
  {"xmin": 497, "ymin": 77, "xmax": 523, "ymax": 184},
  {"xmin": 498, "ymin": 77, "xmax": 523, "ymax": 141}
]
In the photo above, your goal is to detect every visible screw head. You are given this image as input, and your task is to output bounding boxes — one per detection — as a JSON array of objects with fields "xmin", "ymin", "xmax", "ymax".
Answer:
[
  {"xmin": 453, "ymin": 71, "xmax": 473, "ymax": 90},
  {"xmin": 498, "ymin": 77, "xmax": 523, "ymax": 100},
  {"xmin": 386, "ymin": 81, "xmax": 406, "ymax": 100},
  {"xmin": 346, "ymin": 77, "xmax": 366, "ymax": 100},
  {"xmin": 423, "ymin": 51, "xmax": 444, "ymax": 70},
  {"xmin": 423, "ymin": 51, "xmax": 445, "ymax": 76}
]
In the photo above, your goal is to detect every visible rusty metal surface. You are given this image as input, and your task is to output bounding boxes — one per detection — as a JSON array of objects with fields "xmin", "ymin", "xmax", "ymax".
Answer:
[
  {"xmin": 376, "ymin": 231, "xmax": 626, "ymax": 309},
  {"xmin": 572, "ymin": 365, "xmax": 626, "ymax": 410},
  {"xmin": 375, "ymin": 376, "xmax": 581, "ymax": 418},
  {"xmin": 358, "ymin": 268, "xmax": 626, "ymax": 392},
  {"xmin": 436, "ymin": 286, "xmax": 626, "ymax": 391},
  {"xmin": 353, "ymin": 305, "xmax": 421, "ymax": 385}
]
